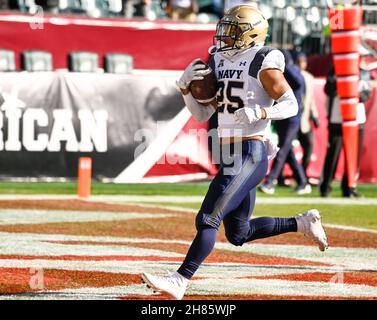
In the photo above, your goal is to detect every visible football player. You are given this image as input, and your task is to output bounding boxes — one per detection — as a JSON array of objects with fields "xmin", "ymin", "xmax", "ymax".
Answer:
[{"xmin": 142, "ymin": 5, "xmax": 328, "ymax": 300}]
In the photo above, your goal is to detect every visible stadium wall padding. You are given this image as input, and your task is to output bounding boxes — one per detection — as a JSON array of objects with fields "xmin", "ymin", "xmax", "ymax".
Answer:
[
  {"xmin": 0, "ymin": 71, "xmax": 185, "ymax": 179},
  {"xmin": 0, "ymin": 13, "xmax": 215, "ymax": 71}
]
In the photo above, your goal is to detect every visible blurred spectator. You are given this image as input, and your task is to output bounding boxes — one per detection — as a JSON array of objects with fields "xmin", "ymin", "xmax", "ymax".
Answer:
[
  {"xmin": 35, "ymin": 0, "xmax": 60, "ymax": 13},
  {"xmin": 123, "ymin": 0, "xmax": 152, "ymax": 18},
  {"xmin": 166, "ymin": 0, "xmax": 198, "ymax": 22},
  {"xmin": 295, "ymin": 52, "xmax": 319, "ymax": 181},
  {"xmin": 6, "ymin": 0, "xmax": 20, "ymax": 10},
  {"xmin": 0, "ymin": 0, "xmax": 9, "ymax": 10},
  {"xmin": 260, "ymin": 49, "xmax": 311, "ymax": 195},
  {"xmin": 319, "ymin": 61, "xmax": 371, "ymax": 198},
  {"xmin": 198, "ymin": 0, "xmax": 223, "ymax": 19}
]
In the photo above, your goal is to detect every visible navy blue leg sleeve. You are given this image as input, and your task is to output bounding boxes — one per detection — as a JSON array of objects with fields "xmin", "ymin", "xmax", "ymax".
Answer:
[
  {"xmin": 246, "ymin": 217, "xmax": 297, "ymax": 242},
  {"xmin": 177, "ymin": 140, "xmax": 297, "ymax": 279},
  {"xmin": 223, "ymin": 188, "xmax": 297, "ymax": 245},
  {"xmin": 177, "ymin": 227, "xmax": 217, "ymax": 279}
]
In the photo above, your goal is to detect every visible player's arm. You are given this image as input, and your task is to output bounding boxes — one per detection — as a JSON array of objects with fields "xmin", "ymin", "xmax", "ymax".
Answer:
[
  {"xmin": 234, "ymin": 50, "xmax": 298, "ymax": 124},
  {"xmin": 177, "ymin": 59, "xmax": 216, "ymax": 123},
  {"xmin": 258, "ymin": 68, "xmax": 298, "ymax": 120}
]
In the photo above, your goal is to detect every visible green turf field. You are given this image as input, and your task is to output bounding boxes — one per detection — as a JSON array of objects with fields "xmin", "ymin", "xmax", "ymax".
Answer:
[
  {"xmin": 139, "ymin": 201, "xmax": 377, "ymax": 230},
  {"xmin": 0, "ymin": 181, "xmax": 376, "ymax": 197}
]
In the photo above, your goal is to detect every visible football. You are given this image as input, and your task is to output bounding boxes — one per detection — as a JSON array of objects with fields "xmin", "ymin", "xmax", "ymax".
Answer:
[{"xmin": 189, "ymin": 60, "xmax": 218, "ymax": 104}]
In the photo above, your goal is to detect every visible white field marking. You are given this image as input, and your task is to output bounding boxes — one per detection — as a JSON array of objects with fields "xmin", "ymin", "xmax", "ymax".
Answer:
[
  {"xmin": 1, "ymin": 232, "xmax": 377, "ymax": 271},
  {"xmin": 1, "ymin": 264, "xmax": 377, "ymax": 299},
  {"xmin": 0, "ymin": 284, "xmax": 155, "ymax": 300},
  {"xmin": 0, "ymin": 195, "xmax": 76, "ymax": 200},
  {"xmin": 0, "ymin": 259, "xmax": 350, "ymax": 279},
  {"xmin": 215, "ymin": 243, "xmax": 377, "ymax": 271},
  {"xmin": 0, "ymin": 232, "xmax": 191, "ymax": 245},
  {"xmin": 91, "ymin": 195, "xmax": 377, "ymax": 205},
  {"xmin": 1, "ymin": 230, "xmax": 377, "ymax": 299},
  {"xmin": 0, "ymin": 194, "xmax": 377, "ymax": 205},
  {"xmin": 1, "ymin": 205, "xmax": 376, "ymax": 235},
  {"xmin": 188, "ymin": 278, "xmax": 377, "ymax": 298},
  {"xmin": 111, "ymin": 202, "xmax": 197, "ymax": 214},
  {"xmin": 323, "ymin": 224, "xmax": 377, "ymax": 234},
  {"xmin": 94, "ymin": 195, "xmax": 377, "ymax": 205},
  {"xmin": 0, "ymin": 209, "xmax": 173, "ymax": 225},
  {"xmin": 0, "ymin": 236, "xmax": 183, "ymax": 258}
]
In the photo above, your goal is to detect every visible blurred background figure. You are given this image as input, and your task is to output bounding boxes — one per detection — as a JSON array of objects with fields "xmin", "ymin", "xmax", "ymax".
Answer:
[
  {"xmin": 295, "ymin": 52, "xmax": 319, "ymax": 182},
  {"xmin": 319, "ymin": 49, "xmax": 371, "ymax": 198},
  {"xmin": 34, "ymin": 0, "xmax": 60, "ymax": 13},
  {"xmin": 123, "ymin": 0, "xmax": 152, "ymax": 18},
  {"xmin": 197, "ymin": 0, "xmax": 223, "ymax": 19},
  {"xmin": 224, "ymin": 0, "xmax": 257, "ymax": 12},
  {"xmin": 0, "ymin": 0, "xmax": 9, "ymax": 10},
  {"xmin": 166, "ymin": 0, "xmax": 198, "ymax": 22},
  {"xmin": 260, "ymin": 49, "xmax": 311, "ymax": 195}
]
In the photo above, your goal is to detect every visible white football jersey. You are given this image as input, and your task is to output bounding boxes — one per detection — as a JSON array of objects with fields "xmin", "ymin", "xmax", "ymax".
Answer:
[{"xmin": 209, "ymin": 45, "xmax": 285, "ymax": 138}]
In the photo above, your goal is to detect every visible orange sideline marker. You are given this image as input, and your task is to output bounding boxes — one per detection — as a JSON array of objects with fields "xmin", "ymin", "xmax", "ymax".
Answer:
[{"xmin": 78, "ymin": 157, "xmax": 92, "ymax": 198}]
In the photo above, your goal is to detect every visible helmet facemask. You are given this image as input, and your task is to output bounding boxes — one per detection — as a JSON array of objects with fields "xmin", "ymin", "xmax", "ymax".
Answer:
[{"xmin": 214, "ymin": 20, "xmax": 252, "ymax": 52}]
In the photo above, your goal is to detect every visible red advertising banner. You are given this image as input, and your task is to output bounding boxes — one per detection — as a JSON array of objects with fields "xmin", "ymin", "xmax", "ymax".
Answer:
[{"xmin": 0, "ymin": 12, "xmax": 215, "ymax": 71}]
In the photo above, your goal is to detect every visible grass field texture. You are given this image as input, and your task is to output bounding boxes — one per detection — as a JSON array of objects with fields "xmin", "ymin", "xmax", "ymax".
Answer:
[{"xmin": 0, "ymin": 181, "xmax": 376, "ymax": 197}]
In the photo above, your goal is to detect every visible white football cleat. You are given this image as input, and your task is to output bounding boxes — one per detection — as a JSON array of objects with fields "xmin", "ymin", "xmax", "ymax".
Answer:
[
  {"xmin": 295, "ymin": 184, "xmax": 312, "ymax": 195},
  {"xmin": 295, "ymin": 209, "xmax": 329, "ymax": 251},
  {"xmin": 141, "ymin": 272, "xmax": 189, "ymax": 300},
  {"xmin": 259, "ymin": 183, "xmax": 275, "ymax": 195}
]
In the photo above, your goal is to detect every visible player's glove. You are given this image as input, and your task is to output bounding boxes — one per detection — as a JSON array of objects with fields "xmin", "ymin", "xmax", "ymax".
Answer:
[
  {"xmin": 176, "ymin": 58, "xmax": 212, "ymax": 90},
  {"xmin": 234, "ymin": 106, "xmax": 263, "ymax": 125}
]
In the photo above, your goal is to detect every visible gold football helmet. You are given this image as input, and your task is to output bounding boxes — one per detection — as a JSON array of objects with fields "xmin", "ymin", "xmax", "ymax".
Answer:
[{"xmin": 214, "ymin": 5, "xmax": 269, "ymax": 52}]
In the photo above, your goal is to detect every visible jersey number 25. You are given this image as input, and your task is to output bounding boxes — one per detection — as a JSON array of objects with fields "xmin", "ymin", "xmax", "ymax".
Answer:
[{"xmin": 217, "ymin": 81, "xmax": 245, "ymax": 114}]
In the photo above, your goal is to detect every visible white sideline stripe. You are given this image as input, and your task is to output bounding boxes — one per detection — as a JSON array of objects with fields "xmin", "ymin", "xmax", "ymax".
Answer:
[
  {"xmin": 0, "ymin": 210, "xmax": 173, "ymax": 225},
  {"xmin": 11, "ymin": 194, "xmax": 377, "ymax": 205},
  {"xmin": 114, "ymin": 108, "xmax": 192, "ymax": 183},
  {"xmin": 0, "ymin": 194, "xmax": 376, "ymax": 206},
  {"xmin": 323, "ymin": 224, "xmax": 377, "ymax": 234}
]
